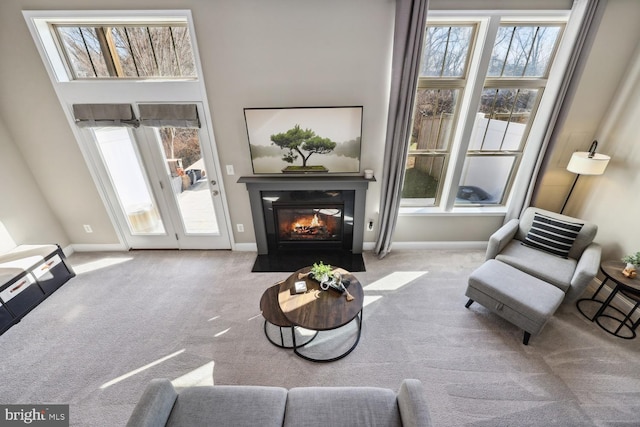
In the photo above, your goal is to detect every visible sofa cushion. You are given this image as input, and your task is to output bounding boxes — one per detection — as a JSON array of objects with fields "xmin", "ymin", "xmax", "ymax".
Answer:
[
  {"xmin": 166, "ymin": 386, "xmax": 287, "ymax": 427},
  {"xmin": 522, "ymin": 213, "xmax": 583, "ymax": 258},
  {"xmin": 496, "ymin": 241, "xmax": 576, "ymax": 293},
  {"xmin": 284, "ymin": 386, "xmax": 402, "ymax": 427}
]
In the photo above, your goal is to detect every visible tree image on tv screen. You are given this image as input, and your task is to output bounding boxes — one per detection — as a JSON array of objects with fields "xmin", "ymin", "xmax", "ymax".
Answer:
[{"xmin": 270, "ymin": 124, "xmax": 337, "ymax": 172}]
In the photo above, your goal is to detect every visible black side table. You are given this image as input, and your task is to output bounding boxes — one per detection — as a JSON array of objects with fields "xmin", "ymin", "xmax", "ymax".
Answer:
[{"xmin": 577, "ymin": 260, "xmax": 640, "ymax": 339}]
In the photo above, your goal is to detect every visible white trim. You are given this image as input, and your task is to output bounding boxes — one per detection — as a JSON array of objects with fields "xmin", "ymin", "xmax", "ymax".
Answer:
[
  {"xmin": 399, "ymin": 206, "xmax": 506, "ymax": 216},
  {"xmin": 71, "ymin": 243, "xmax": 129, "ymax": 252},
  {"xmin": 232, "ymin": 243, "xmax": 258, "ymax": 252},
  {"xmin": 380, "ymin": 241, "xmax": 488, "ymax": 251},
  {"xmin": 61, "ymin": 245, "xmax": 75, "ymax": 257}
]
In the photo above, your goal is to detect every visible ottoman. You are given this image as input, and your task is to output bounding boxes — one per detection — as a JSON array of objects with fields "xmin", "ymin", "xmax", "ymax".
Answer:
[{"xmin": 465, "ymin": 259, "xmax": 565, "ymax": 344}]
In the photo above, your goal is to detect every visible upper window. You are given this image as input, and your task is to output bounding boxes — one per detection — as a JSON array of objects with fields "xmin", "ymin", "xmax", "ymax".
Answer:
[
  {"xmin": 52, "ymin": 23, "xmax": 196, "ymax": 79},
  {"xmin": 402, "ymin": 17, "xmax": 565, "ymax": 209}
]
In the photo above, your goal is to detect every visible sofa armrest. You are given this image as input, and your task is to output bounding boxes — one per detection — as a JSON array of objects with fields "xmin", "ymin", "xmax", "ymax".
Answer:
[
  {"xmin": 485, "ymin": 219, "xmax": 519, "ymax": 261},
  {"xmin": 126, "ymin": 379, "xmax": 178, "ymax": 427},
  {"xmin": 566, "ymin": 243, "xmax": 602, "ymax": 303},
  {"xmin": 397, "ymin": 379, "xmax": 431, "ymax": 427}
]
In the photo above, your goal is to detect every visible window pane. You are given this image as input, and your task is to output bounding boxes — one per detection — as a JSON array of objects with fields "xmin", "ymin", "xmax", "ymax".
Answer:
[
  {"xmin": 411, "ymin": 89, "xmax": 459, "ymax": 150},
  {"xmin": 421, "ymin": 26, "xmax": 473, "ymax": 77},
  {"xmin": 149, "ymin": 27, "xmax": 179, "ymax": 76},
  {"xmin": 524, "ymin": 26, "xmax": 561, "ymax": 77},
  {"xmin": 169, "ymin": 27, "xmax": 196, "ymax": 77},
  {"xmin": 456, "ymin": 155, "xmax": 517, "ymax": 206},
  {"xmin": 402, "ymin": 154, "xmax": 445, "ymax": 205},
  {"xmin": 93, "ymin": 128, "xmax": 166, "ymax": 234},
  {"xmin": 55, "ymin": 24, "xmax": 197, "ymax": 79},
  {"xmin": 155, "ymin": 128, "xmax": 219, "ymax": 234},
  {"xmin": 476, "ymin": 88, "xmax": 539, "ymax": 151},
  {"xmin": 489, "ymin": 25, "xmax": 562, "ymax": 77},
  {"xmin": 57, "ymin": 27, "xmax": 111, "ymax": 78}
]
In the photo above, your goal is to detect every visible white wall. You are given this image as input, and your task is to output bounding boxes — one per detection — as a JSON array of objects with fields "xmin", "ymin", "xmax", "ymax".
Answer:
[
  {"xmin": 0, "ymin": 116, "xmax": 68, "ymax": 247},
  {"xmin": 1, "ymin": 0, "xmax": 639, "ymax": 250},
  {"xmin": 533, "ymin": 0, "xmax": 640, "ymax": 260}
]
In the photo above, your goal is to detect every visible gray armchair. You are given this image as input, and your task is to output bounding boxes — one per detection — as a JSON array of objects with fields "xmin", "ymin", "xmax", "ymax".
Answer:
[{"xmin": 486, "ymin": 207, "xmax": 601, "ymax": 304}]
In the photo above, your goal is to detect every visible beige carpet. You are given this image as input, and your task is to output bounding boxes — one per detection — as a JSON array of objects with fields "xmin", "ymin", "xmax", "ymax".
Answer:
[{"xmin": 0, "ymin": 249, "xmax": 638, "ymax": 426}]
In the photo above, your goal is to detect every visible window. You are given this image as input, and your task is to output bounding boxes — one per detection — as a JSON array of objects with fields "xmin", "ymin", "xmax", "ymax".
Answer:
[
  {"xmin": 402, "ymin": 16, "xmax": 565, "ymax": 209},
  {"xmin": 53, "ymin": 23, "xmax": 196, "ymax": 79}
]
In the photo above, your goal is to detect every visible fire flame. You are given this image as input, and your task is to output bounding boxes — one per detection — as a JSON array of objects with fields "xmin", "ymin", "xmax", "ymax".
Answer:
[{"xmin": 292, "ymin": 214, "xmax": 322, "ymax": 232}]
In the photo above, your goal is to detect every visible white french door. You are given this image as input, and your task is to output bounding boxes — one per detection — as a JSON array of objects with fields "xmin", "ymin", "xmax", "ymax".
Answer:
[{"xmin": 87, "ymin": 105, "xmax": 230, "ymax": 249}]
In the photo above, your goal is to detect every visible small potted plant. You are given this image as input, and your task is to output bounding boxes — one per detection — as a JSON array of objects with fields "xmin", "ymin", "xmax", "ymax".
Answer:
[
  {"xmin": 621, "ymin": 251, "xmax": 640, "ymax": 278},
  {"xmin": 310, "ymin": 261, "xmax": 333, "ymax": 284}
]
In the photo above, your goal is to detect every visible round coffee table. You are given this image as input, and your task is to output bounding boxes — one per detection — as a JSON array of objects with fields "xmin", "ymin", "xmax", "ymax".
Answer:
[
  {"xmin": 577, "ymin": 260, "xmax": 640, "ymax": 339},
  {"xmin": 260, "ymin": 283, "xmax": 317, "ymax": 349},
  {"xmin": 278, "ymin": 266, "xmax": 364, "ymax": 362}
]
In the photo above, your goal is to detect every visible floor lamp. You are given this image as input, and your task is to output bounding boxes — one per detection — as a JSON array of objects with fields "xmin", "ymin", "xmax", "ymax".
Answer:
[{"xmin": 561, "ymin": 140, "xmax": 610, "ymax": 214}]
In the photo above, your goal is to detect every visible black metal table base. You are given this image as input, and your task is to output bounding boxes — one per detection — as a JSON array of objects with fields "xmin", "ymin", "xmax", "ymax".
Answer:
[
  {"xmin": 577, "ymin": 277, "xmax": 640, "ymax": 339},
  {"xmin": 291, "ymin": 310, "xmax": 362, "ymax": 363},
  {"xmin": 263, "ymin": 321, "xmax": 318, "ymax": 349}
]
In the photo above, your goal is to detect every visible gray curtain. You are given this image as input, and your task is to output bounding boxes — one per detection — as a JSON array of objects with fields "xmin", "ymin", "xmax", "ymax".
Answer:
[
  {"xmin": 73, "ymin": 104, "xmax": 139, "ymax": 128},
  {"xmin": 506, "ymin": 0, "xmax": 607, "ymax": 222},
  {"xmin": 374, "ymin": 0, "xmax": 429, "ymax": 258},
  {"xmin": 138, "ymin": 104, "xmax": 200, "ymax": 128}
]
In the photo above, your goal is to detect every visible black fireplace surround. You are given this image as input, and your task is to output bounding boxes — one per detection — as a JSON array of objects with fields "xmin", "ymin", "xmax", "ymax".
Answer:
[{"xmin": 238, "ymin": 175, "xmax": 371, "ymax": 272}]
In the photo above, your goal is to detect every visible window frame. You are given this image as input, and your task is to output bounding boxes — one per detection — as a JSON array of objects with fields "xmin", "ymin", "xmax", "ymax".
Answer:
[{"xmin": 401, "ymin": 11, "xmax": 571, "ymax": 214}]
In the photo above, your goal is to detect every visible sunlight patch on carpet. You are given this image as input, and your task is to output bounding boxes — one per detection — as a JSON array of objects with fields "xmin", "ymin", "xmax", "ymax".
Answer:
[
  {"xmin": 172, "ymin": 361, "xmax": 215, "ymax": 387},
  {"xmin": 215, "ymin": 328, "xmax": 231, "ymax": 337},
  {"xmin": 73, "ymin": 256, "xmax": 133, "ymax": 275},
  {"xmin": 363, "ymin": 295, "xmax": 383, "ymax": 307},
  {"xmin": 364, "ymin": 271, "xmax": 427, "ymax": 291},
  {"xmin": 100, "ymin": 349, "xmax": 185, "ymax": 389}
]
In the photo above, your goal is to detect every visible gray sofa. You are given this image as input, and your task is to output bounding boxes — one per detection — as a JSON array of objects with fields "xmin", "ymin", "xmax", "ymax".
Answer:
[{"xmin": 126, "ymin": 379, "xmax": 431, "ymax": 427}]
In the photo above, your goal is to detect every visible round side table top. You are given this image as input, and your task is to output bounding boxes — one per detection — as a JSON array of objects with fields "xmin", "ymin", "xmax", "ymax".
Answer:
[
  {"xmin": 600, "ymin": 260, "xmax": 640, "ymax": 295},
  {"xmin": 278, "ymin": 266, "xmax": 364, "ymax": 331}
]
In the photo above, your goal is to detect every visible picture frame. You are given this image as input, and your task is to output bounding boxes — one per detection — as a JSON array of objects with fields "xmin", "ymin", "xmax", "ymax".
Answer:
[{"xmin": 244, "ymin": 106, "xmax": 363, "ymax": 174}]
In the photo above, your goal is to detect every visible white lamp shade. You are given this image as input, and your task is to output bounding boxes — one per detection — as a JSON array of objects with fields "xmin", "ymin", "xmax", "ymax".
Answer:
[{"xmin": 566, "ymin": 152, "xmax": 610, "ymax": 175}]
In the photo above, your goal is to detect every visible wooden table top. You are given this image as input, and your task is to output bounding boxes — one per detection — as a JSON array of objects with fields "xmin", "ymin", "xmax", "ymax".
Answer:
[
  {"xmin": 278, "ymin": 266, "xmax": 364, "ymax": 331},
  {"xmin": 601, "ymin": 260, "xmax": 640, "ymax": 295},
  {"xmin": 260, "ymin": 283, "xmax": 293, "ymax": 327}
]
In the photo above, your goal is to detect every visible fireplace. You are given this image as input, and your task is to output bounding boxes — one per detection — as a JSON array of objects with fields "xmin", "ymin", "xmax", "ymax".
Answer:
[
  {"xmin": 238, "ymin": 176, "xmax": 371, "ymax": 272},
  {"xmin": 263, "ymin": 190, "xmax": 354, "ymax": 253}
]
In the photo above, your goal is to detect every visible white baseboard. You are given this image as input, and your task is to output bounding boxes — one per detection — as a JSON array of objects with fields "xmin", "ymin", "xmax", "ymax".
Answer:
[
  {"xmin": 382, "ymin": 241, "xmax": 488, "ymax": 251},
  {"xmin": 71, "ymin": 243, "xmax": 128, "ymax": 252},
  {"xmin": 232, "ymin": 243, "xmax": 258, "ymax": 252}
]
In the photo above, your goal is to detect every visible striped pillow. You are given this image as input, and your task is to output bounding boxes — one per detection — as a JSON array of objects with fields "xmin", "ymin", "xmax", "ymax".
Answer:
[{"xmin": 522, "ymin": 213, "xmax": 583, "ymax": 258}]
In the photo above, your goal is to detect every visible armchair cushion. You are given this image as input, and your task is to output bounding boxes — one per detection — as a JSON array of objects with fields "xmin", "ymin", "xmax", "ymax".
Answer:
[
  {"xmin": 516, "ymin": 207, "xmax": 597, "ymax": 260},
  {"xmin": 496, "ymin": 241, "xmax": 576, "ymax": 293},
  {"xmin": 522, "ymin": 213, "xmax": 583, "ymax": 258}
]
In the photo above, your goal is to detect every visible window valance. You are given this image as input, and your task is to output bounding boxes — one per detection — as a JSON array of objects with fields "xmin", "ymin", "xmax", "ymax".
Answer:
[
  {"xmin": 72, "ymin": 103, "xmax": 139, "ymax": 128},
  {"xmin": 138, "ymin": 104, "xmax": 200, "ymax": 128}
]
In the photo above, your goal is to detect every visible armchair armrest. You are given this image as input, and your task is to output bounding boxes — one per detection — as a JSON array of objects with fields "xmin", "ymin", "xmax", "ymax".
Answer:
[
  {"xmin": 126, "ymin": 379, "xmax": 178, "ymax": 427},
  {"xmin": 485, "ymin": 219, "xmax": 519, "ymax": 261},
  {"xmin": 397, "ymin": 379, "xmax": 431, "ymax": 427},
  {"xmin": 566, "ymin": 243, "xmax": 602, "ymax": 303}
]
